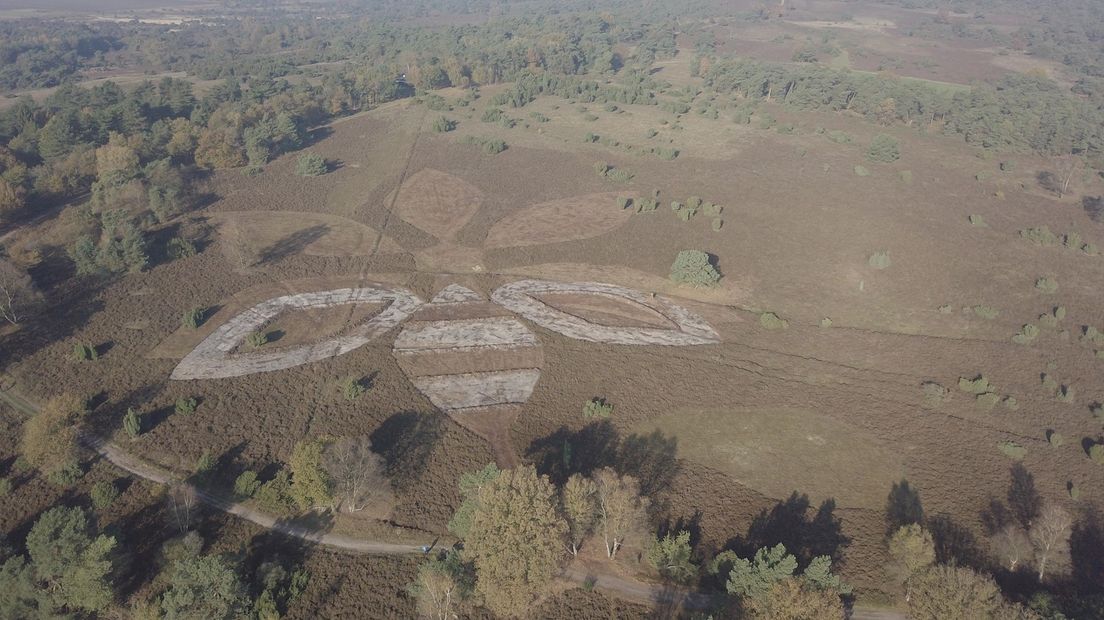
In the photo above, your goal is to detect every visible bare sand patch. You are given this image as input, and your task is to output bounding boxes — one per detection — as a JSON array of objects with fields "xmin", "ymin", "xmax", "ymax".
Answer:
[
  {"xmin": 535, "ymin": 292, "xmax": 677, "ymax": 329},
  {"xmin": 483, "ymin": 192, "xmax": 635, "ymax": 248},
  {"xmin": 211, "ymin": 211, "xmax": 402, "ymax": 259},
  {"xmin": 242, "ymin": 302, "xmax": 386, "ymax": 352},
  {"xmin": 396, "ymin": 168, "xmax": 484, "ymax": 241}
]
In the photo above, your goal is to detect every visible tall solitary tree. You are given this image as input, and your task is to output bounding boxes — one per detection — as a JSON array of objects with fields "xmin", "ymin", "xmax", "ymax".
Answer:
[
  {"xmin": 1030, "ymin": 503, "xmax": 1072, "ymax": 582},
  {"xmin": 887, "ymin": 524, "xmax": 935, "ymax": 603},
  {"xmin": 561, "ymin": 474, "xmax": 598, "ymax": 555},
  {"xmin": 289, "ymin": 438, "xmax": 335, "ymax": 511},
  {"xmin": 463, "ymin": 466, "xmax": 566, "ymax": 617},
  {"xmin": 593, "ymin": 468, "xmax": 647, "ymax": 560},
  {"xmin": 323, "ymin": 436, "xmax": 392, "ymax": 513},
  {"xmin": 25, "ymin": 506, "xmax": 117, "ymax": 614}
]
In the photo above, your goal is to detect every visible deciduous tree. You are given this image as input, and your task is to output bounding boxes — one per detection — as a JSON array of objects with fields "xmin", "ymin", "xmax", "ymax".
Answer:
[
  {"xmin": 20, "ymin": 394, "xmax": 86, "ymax": 475},
  {"xmin": 908, "ymin": 564, "xmax": 1003, "ymax": 620},
  {"xmin": 561, "ymin": 474, "xmax": 598, "ymax": 555},
  {"xmin": 746, "ymin": 577, "xmax": 845, "ymax": 620},
  {"xmin": 1030, "ymin": 503, "xmax": 1072, "ymax": 582},
  {"xmin": 289, "ymin": 438, "xmax": 335, "ymax": 511},
  {"xmin": 464, "ymin": 466, "xmax": 566, "ymax": 617},
  {"xmin": 887, "ymin": 524, "xmax": 935, "ymax": 603},
  {"xmin": 323, "ymin": 436, "xmax": 392, "ymax": 512},
  {"xmin": 592, "ymin": 468, "xmax": 647, "ymax": 560}
]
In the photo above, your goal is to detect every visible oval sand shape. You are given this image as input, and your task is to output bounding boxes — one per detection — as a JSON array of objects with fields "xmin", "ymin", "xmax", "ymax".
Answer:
[
  {"xmin": 213, "ymin": 211, "xmax": 402, "ymax": 257},
  {"xmin": 534, "ymin": 292, "xmax": 678, "ymax": 330},
  {"xmin": 483, "ymin": 192, "xmax": 635, "ymax": 249},
  {"xmin": 231, "ymin": 302, "xmax": 386, "ymax": 353},
  {"xmin": 396, "ymin": 168, "xmax": 484, "ymax": 241},
  {"xmin": 636, "ymin": 408, "xmax": 905, "ymax": 509}
]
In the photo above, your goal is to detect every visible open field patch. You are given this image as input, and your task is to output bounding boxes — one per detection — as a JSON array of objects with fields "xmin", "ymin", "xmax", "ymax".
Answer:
[
  {"xmin": 395, "ymin": 168, "xmax": 484, "ymax": 241},
  {"xmin": 483, "ymin": 191, "xmax": 635, "ymax": 248},
  {"xmin": 211, "ymin": 210, "xmax": 402, "ymax": 260},
  {"xmin": 636, "ymin": 408, "xmax": 906, "ymax": 509}
]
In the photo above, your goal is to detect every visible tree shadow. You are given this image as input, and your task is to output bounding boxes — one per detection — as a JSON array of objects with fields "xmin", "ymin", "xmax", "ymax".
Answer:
[
  {"xmin": 1070, "ymin": 502, "xmax": 1104, "ymax": 595},
  {"xmin": 1084, "ymin": 195, "xmax": 1103, "ymax": 223},
  {"xmin": 615, "ymin": 430, "xmax": 680, "ymax": 499},
  {"xmin": 729, "ymin": 492, "xmax": 850, "ymax": 569},
  {"xmin": 928, "ymin": 513, "xmax": 988, "ymax": 571},
  {"xmin": 1007, "ymin": 463, "xmax": 1041, "ymax": 529},
  {"xmin": 526, "ymin": 420, "xmax": 619, "ymax": 486},
  {"xmin": 885, "ymin": 478, "xmax": 924, "ymax": 536},
  {"xmin": 370, "ymin": 410, "xmax": 444, "ymax": 491},
  {"xmin": 258, "ymin": 224, "xmax": 329, "ymax": 264}
]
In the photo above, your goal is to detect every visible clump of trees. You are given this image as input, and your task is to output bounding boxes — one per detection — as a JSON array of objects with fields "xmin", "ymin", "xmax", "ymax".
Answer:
[
  {"xmin": 295, "ymin": 152, "xmax": 328, "ymax": 176},
  {"xmin": 670, "ymin": 249, "xmax": 721, "ymax": 286},
  {"xmin": 867, "ymin": 134, "xmax": 901, "ymax": 163},
  {"xmin": 20, "ymin": 394, "xmax": 87, "ymax": 480}
]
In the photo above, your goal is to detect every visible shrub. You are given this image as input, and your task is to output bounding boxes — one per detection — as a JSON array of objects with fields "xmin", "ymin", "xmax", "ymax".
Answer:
[
  {"xmin": 937, "ymin": 304, "xmax": 952, "ymax": 314},
  {"xmin": 90, "ymin": 481, "xmax": 119, "ymax": 509},
  {"xmin": 0, "ymin": 478, "xmax": 11, "ymax": 496},
  {"xmin": 481, "ymin": 108, "xmax": 504, "ymax": 123},
  {"xmin": 976, "ymin": 392, "xmax": 1000, "ymax": 410},
  {"xmin": 584, "ymin": 132, "xmax": 599, "ymax": 143},
  {"xmin": 826, "ymin": 130, "xmax": 852, "ymax": 144},
  {"xmin": 1011, "ymin": 324, "xmax": 1039, "ymax": 345},
  {"xmin": 1083, "ymin": 243, "xmax": 1099, "ymax": 255},
  {"xmin": 854, "ymin": 165, "xmax": 871, "ymax": 177},
  {"xmin": 898, "ymin": 170, "xmax": 913, "ymax": 184},
  {"xmin": 296, "ymin": 152, "xmax": 327, "ymax": 176},
  {"xmin": 958, "ymin": 375, "xmax": 991, "ymax": 395},
  {"xmin": 530, "ymin": 112, "xmax": 549, "ymax": 123},
  {"xmin": 583, "ymin": 398, "xmax": 613, "ymax": 420},
  {"xmin": 1020, "ymin": 226, "xmax": 1059, "ymax": 246},
  {"xmin": 234, "ymin": 470, "xmax": 261, "ymax": 498},
  {"xmin": 616, "ymin": 196, "xmax": 632, "ymax": 210},
  {"xmin": 431, "ymin": 116, "xmax": 456, "ymax": 133},
  {"xmin": 73, "ymin": 343, "xmax": 98, "ymax": 361},
  {"xmin": 703, "ymin": 203, "xmax": 723, "ymax": 216},
  {"xmin": 194, "ymin": 450, "xmax": 214, "ymax": 477},
  {"xmin": 998, "ymin": 441, "xmax": 1027, "ymax": 460},
  {"xmin": 582, "ymin": 113, "xmax": 599, "ymax": 122},
  {"xmin": 670, "ymin": 201, "xmax": 683, "ymax": 212},
  {"xmin": 712, "ymin": 218, "xmax": 723, "ymax": 231},
  {"xmin": 1063, "ymin": 232, "xmax": 1082, "ymax": 250},
  {"xmin": 867, "ymin": 134, "xmax": 900, "ymax": 163},
  {"xmin": 678, "ymin": 208, "xmax": 696, "ymax": 222},
  {"xmin": 606, "ymin": 167, "xmax": 635, "ymax": 183},
  {"xmin": 1041, "ymin": 373, "xmax": 1059, "ymax": 392},
  {"xmin": 1057, "ymin": 385, "xmax": 1075, "ymax": 403},
  {"xmin": 670, "ymin": 250, "xmax": 720, "ymax": 286},
  {"xmin": 1047, "ymin": 431, "xmax": 1065, "ymax": 447},
  {"xmin": 968, "ymin": 214, "xmax": 986, "ymax": 227},
  {"xmin": 340, "ymin": 376, "xmax": 367, "ymax": 400},
  {"xmin": 182, "ymin": 307, "xmax": 204, "ymax": 329},
  {"xmin": 1039, "ymin": 306, "xmax": 1065, "ymax": 328},
  {"xmin": 972, "ymin": 305, "xmax": 999, "ymax": 320},
  {"xmin": 645, "ymin": 128, "xmax": 658, "ymax": 138},
  {"xmin": 123, "ymin": 408, "xmax": 141, "ymax": 439},
  {"xmin": 654, "ymin": 147, "xmax": 680, "ymax": 160},
  {"xmin": 1070, "ymin": 484, "xmax": 1081, "ymax": 500},
  {"xmin": 1090, "ymin": 444, "xmax": 1104, "ymax": 465},
  {"xmin": 868, "ymin": 251, "xmax": 891, "ymax": 269},
  {"xmin": 593, "ymin": 161, "xmax": 610, "ymax": 177},
  {"xmin": 1035, "ymin": 277, "xmax": 1058, "ymax": 294},
  {"xmin": 1000, "ymin": 160, "xmax": 1014, "ymax": 172},
  {"xmin": 820, "ymin": 317, "xmax": 833, "ymax": 328},
  {"xmin": 247, "ymin": 331, "xmax": 268, "ymax": 348},
  {"xmin": 47, "ymin": 459, "xmax": 84, "ymax": 487},
  {"xmin": 167, "ymin": 237, "xmax": 197, "ymax": 259},
  {"xmin": 635, "ymin": 197, "xmax": 658, "ymax": 213},
  {"xmin": 497, "ymin": 116, "xmax": 516, "ymax": 129},
  {"xmin": 1002, "ymin": 396, "xmax": 1019, "ymax": 410},
  {"xmin": 759, "ymin": 312, "xmax": 789, "ymax": 330},
  {"xmin": 922, "ymin": 381, "xmax": 948, "ymax": 406},
  {"xmin": 175, "ymin": 397, "xmax": 197, "ymax": 416}
]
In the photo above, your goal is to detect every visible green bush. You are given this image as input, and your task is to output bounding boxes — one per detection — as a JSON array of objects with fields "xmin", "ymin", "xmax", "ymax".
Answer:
[
  {"xmin": 670, "ymin": 250, "xmax": 721, "ymax": 286},
  {"xmin": 341, "ymin": 376, "xmax": 367, "ymax": 400},
  {"xmin": 867, "ymin": 251, "xmax": 891, "ymax": 269},
  {"xmin": 711, "ymin": 218, "xmax": 723, "ymax": 231},
  {"xmin": 854, "ymin": 165, "xmax": 871, "ymax": 177},
  {"xmin": 867, "ymin": 134, "xmax": 900, "ymax": 163},
  {"xmin": 175, "ymin": 397, "xmax": 197, "ymax": 415},
  {"xmin": 1002, "ymin": 396, "xmax": 1019, "ymax": 410},
  {"xmin": 194, "ymin": 450, "xmax": 214, "ymax": 477},
  {"xmin": 998, "ymin": 441, "xmax": 1027, "ymax": 460},
  {"xmin": 826, "ymin": 130, "xmax": 852, "ymax": 144},
  {"xmin": 234, "ymin": 470, "xmax": 261, "ymax": 498},
  {"xmin": 686, "ymin": 196, "xmax": 703, "ymax": 210},
  {"xmin": 968, "ymin": 214, "xmax": 986, "ymax": 227},
  {"xmin": 635, "ymin": 197, "xmax": 658, "ymax": 213},
  {"xmin": 678, "ymin": 208, "xmax": 697, "ymax": 221},
  {"xmin": 1035, "ymin": 276, "xmax": 1058, "ymax": 294},
  {"xmin": 247, "ymin": 331, "xmax": 268, "ymax": 348},
  {"xmin": 972, "ymin": 305, "xmax": 999, "ymax": 320},
  {"xmin": 431, "ymin": 116, "xmax": 456, "ymax": 133},
  {"xmin": 582, "ymin": 113, "xmax": 599, "ymax": 122},
  {"xmin": 1041, "ymin": 373, "xmax": 1059, "ymax": 392},
  {"xmin": 182, "ymin": 307, "xmax": 204, "ymax": 329},
  {"xmin": 1083, "ymin": 243, "xmax": 1099, "ymax": 255},
  {"xmin": 296, "ymin": 152, "xmax": 327, "ymax": 177},
  {"xmin": 0, "ymin": 478, "xmax": 11, "ymax": 497},
  {"xmin": 47, "ymin": 459, "xmax": 84, "ymax": 487},
  {"xmin": 1011, "ymin": 324, "xmax": 1039, "ymax": 345},
  {"xmin": 1090, "ymin": 444, "xmax": 1104, "ymax": 465},
  {"xmin": 898, "ymin": 170, "xmax": 913, "ymax": 184},
  {"xmin": 583, "ymin": 398, "xmax": 613, "ymax": 420},
  {"xmin": 1063, "ymin": 232, "xmax": 1082, "ymax": 250},
  {"xmin": 584, "ymin": 132, "xmax": 599, "ymax": 143},
  {"xmin": 616, "ymin": 196, "xmax": 632, "ymax": 210},
  {"xmin": 1020, "ymin": 226, "xmax": 1059, "ymax": 246},
  {"xmin": 703, "ymin": 203, "xmax": 723, "ymax": 216},
  {"xmin": 645, "ymin": 128, "xmax": 658, "ymax": 138},
  {"xmin": 1057, "ymin": 385, "xmax": 1075, "ymax": 403},
  {"xmin": 654, "ymin": 147, "xmax": 680, "ymax": 160},
  {"xmin": 481, "ymin": 108, "xmax": 504, "ymax": 123},
  {"xmin": 530, "ymin": 112, "xmax": 550, "ymax": 123},
  {"xmin": 606, "ymin": 167, "xmax": 634, "ymax": 183},
  {"xmin": 123, "ymin": 408, "xmax": 141, "ymax": 439},
  {"xmin": 593, "ymin": 161, "xmax": 610, "ymax": 177},
  {"xmin": 1070, "ymin": 484, "xmax": 1081, "ymax": 500},
  {"xmin": 958, "ymin": 375, "xmax": 991, "ymax": 395},
  {"xmin": 759, "ymin": 312, "xmax": 789, "ymax": 330},
  {"xmin": 670, "ymin": 201, "xmax": 683, "ymax": 212},
  {"xmin": 976, "ymin": 392, "xmax": 1000, "ymax": 410},
  {"xmin": 73, "ymin": 343, "xmax": 98, "ymax": 361},
  {"xmin": 819, "ymin": 317, "xmax": 833, "ymax": 328},
  {"xmin": 90, "ymin": 481, "xmax": 119, "ymax": 509},
  {"xmin": 922, "ymin": 381, "xmax": 948, "ymax": 406},
  {"xmin": 1047, "ymin": 431, "xmax": 1065, "ymax": 447},
  {"xmin": 167, "ymin": 237, "xmax": 197, "ymax": 259}
]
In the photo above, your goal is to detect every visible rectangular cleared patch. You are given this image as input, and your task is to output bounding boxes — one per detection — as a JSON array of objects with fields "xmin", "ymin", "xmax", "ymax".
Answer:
[
  {"xmin": 411, "ymin": 369, "xmax": 541, "ymax": 411},
  {"xmin": 393, "ymin": 317, "xmax": 538, "ymax": 351}
]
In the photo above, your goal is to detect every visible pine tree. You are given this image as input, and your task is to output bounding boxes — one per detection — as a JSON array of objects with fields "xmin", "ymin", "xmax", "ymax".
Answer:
[{"xmin": 123, "ymin": 408, "xmax": 141, "ymax": 439}]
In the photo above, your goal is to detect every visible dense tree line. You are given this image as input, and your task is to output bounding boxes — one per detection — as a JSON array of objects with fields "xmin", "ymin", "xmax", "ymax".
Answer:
[{"xmin": 701, "ymin": 58, "xmax": 1104, "ymax": 161}]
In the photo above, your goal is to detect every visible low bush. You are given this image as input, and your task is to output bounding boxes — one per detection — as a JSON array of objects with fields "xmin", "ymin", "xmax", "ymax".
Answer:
[
  {"xmin": 593, "ymin": 161, "xmax": 610, "ymax": 177},
  {"xmin": 530, "ymin": 112, "xmax": 550, "ymax": 122},
  {"xmin": 1020, "ymin": 226, "xmax": 1059, "ymax": 246},
  {"xmin": 1064, "ymin": 231, "xmax": 1082, "ymax": 250},
  {"xmin": 1035, "ymin": 276, "xmax": 1058, "ymax": 294},
  {"xmin": 654, "ymin": 147, "xmax": 680, "ymax": 160},
  {"xmin": 582, "ymin": 113, "xmax": 599, "ymax": 122},
  {"xmin": 703, "ymin": 203, "xmax": 723, "ymax": 216},
  {"xmin": 0, "ymin": 478, "xmax": 10, "ymax": 497},
  {"xmin": 606, "ymin": 167, "xmax": 635, "ymax": 183},
  {"xmin": 182, "ymin": 307, "xmax": 204, "ymax": 329},
  {"xmin": 617, "ymin": 196, "xmax": 632, "ymax": 210},
  {"xmin": 968, "ymin": 214, "xmax": 986, "ymax": 227},
  {"xmin": 868, "ymin": 251, "xmax": 891, "ymax": 270},
  {"xmin": 854, "ymin": 165, "xmax": 871, "ymax": 177},
  {"xmin": 1057, "ymin": 385, "xmax": 1075, "ymax": 403},
  {"xmin": 341, "ymin": 376, "xmax": 368, "ymax": 400},
  {"xmin": 296, "ymin": 152, "xmax": 327, "ymax": 177},
  {"xmin": 1039, "ymin": 306, "xmax": 1066, "ymax": 327},
  {"xmin": 123, "ymin": 408, "xmax": 142, "ymax": 439},
  {"xmin": 711, "ymin": 218, "xmax": 723, "ymax": 231},
  {"xmin": 867, "ymin": 134, "xmax": 900, "ymax": 163},
  {"xmin": 958, "ymin": 375, "xmax": 991, "ymax": 395},
  {"xmin": 431, "ymin": 116, "xmax": 456, "ymax": 133},
  {"xmin": 583, "ymin": 398, "xmax": 613, "ymax": 420},
  {"xmin": 759, "ymin": 312, "xmax": 789, "ymax": 330},
  {"xmin": 90, "ymin": 481, "xmax": 119, "ymax": 509},
  {"xmin": 481, "ymin": 108, "xmax": 504, "ymax": 123},
  {"xmin": 976, "ymin": 392, "xmax": 1000, "ymax": 410},
  {"xmin": 670, "ymin": 201, "xmax": 683, "ymax": 212},
  {"xmin": 998, "ymin": 441, "xmax": 1027, "ymax": 460},
  {"xmin": 73, "ymin": 343, "xmax": 98, "ymax": 361},
  {"xmin": 972, "ymin": 305, "xmax": 999, "ymax": 320},
  {"xmin": 175, "ymin": 397, "xmax": 198, "ymax": 415},
  {"xmin": 826, "ymin": 130, "xmax": 852, "ymax": 144},
  {"xmin": 898, "ymin": 170, "xmax": 913, "ymax": 184},
  {"xmin": 819, "ymin": 317, "xmax": 833, "ymax": 328},
  {"xmin": 584, "ymin": 132, "xmax": 599, "ymax": 143},
  {"xmin": 1002, "ymin": 396, "xmax": 1019, "ymax": 410},
  {"xmin": 922, "ymin": 381, "xmax": 949, "ymax": 406},
  {"xmin": 678, "ymin": 208, "xmax": 697, "ymax": 222},
  {"xmin": 234, "ymin": 470, "xmax": 262, "ymax": 498},
  {"xmin": 635, "ymin": 197, "xmax": 658, "ymax": 213},
  {"xmin": 247, "ymin": 331, "xmax": 268, "ymax": 348},
  {"xmin": 1090, "ymin": 444, "xmax": 1104, "ymax": 465},
  {"xmin": 47, "ymin": 460, "xmax": 84, "ymax": 487},
  {"xmin": 670, "ymin": 250, "xmax": 720, "ymax": 286},
  {"xmin": 167, "ymin": 237, "xmax": 197, "ymax": 259},
  {"xmin": 1047, "ymin": 431, "xmax": 1065, "ymax": 447},
  {"xmin": 1011, "ymin": 324, "xmax": 1039, "ymax": 345}
]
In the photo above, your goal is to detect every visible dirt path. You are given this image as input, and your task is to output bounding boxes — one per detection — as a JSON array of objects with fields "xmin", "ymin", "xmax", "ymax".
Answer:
[{"xmin": 0, "ymin": 389, "xmax": 905, "ymax": 618}]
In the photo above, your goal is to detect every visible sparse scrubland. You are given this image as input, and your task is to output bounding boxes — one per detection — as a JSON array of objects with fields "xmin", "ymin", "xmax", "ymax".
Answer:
[{"xmin": 1, "ymin": 0, "xmax": 1104, "ymax": 618}]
